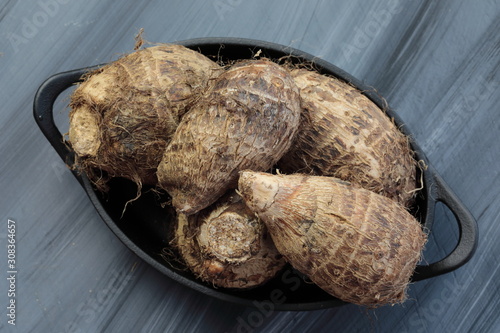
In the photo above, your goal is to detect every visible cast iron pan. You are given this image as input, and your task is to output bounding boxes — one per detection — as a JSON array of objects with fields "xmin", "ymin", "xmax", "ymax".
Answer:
[{"xmin": 33, "ymin": 37, "xmax": 478, "ymax": 311}]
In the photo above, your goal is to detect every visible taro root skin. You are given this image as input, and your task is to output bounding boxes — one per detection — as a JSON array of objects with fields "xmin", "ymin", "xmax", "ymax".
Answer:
[
  {"xmin": 238, "ymin": 171, "xmax": 427, "ymax": 307},
  {"xmin": 278, "ymin": 69, "xmax": 417, "ymax": 207},
  {"xmin": 173, "ymin": 193, "xmax": 286, "ymax": 289},
  {"xmin": 68, "ymin": 104, "xmax": 100, "ymax": 157},
  {"xmin": 69, "ymin": 44, "xmax": 221, "ymax": 189},
  {"xmin": 157, "ymin": 59, "xmax": 301, "ymax": 215}
]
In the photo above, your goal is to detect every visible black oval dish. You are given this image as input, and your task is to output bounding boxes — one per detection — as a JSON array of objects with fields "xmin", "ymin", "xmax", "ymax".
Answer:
[{"xmin": 33, "ymin": 37, "xmax": 478, "ymax": 311}]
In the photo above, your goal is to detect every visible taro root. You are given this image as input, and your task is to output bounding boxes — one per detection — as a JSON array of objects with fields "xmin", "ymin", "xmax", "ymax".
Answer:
[
  {"xmin": 157, "ymin": 59, "xmax": 301, "ymax": 215},
  {"xmin": 278, "ymin": 68, "xmax": 417, "ymax": 207},
  {"xmin": 238, "ymin": 171, "xmax": 427, "ymax": 307},
  {"xmin": 68, "ymin": 44, "xmax": 221, "ymax": 190},
  {"xmin": 173, "ymin": 192, "xmax": 286, "ymax": 288}
]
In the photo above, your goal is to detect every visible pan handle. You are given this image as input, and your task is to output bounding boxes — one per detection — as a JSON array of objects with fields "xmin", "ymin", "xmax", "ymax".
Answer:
[
  {"xmin": 412, "ymin": 169, "xmax": 478, "ymax": 281},
  {"xmin": 33, "ymin": 66, "xmax": 101, "ymax": 181}
]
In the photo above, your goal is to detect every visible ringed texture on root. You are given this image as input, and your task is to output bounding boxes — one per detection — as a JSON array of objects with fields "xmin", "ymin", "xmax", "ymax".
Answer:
[
  {"xmin": 173, "ymin": 192, "xmax": 286, "ymax": 289},
  {"xmin": 238, "ymin": 171, "xmax": 427, "ymax": 307},
  {"xmin": 68, "ymin": 44, "xmax": 221, "ymax": 191},
  {"xmin": 157, "ymin": 59, "xmax": 301, "ymax": 215},
  {"xmin": 278, "ymin": 69, "xmax": 418, "ymax": 207}
]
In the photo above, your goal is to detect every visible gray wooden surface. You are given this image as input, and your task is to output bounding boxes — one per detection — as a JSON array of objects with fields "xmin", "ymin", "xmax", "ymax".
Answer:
[{"xmin": 1, "ymin": 0, "xmax": 499, "ymax": 332}]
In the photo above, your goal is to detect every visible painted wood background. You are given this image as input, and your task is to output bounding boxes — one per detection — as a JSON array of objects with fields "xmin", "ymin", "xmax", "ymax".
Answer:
[{"xmin": 1, "ymin": 0, "xmax": 498, "ymax": 332}]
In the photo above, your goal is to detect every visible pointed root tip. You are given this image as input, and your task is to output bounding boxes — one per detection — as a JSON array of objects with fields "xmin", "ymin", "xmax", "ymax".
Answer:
[{"xmin": 238, "ymin": 170, "xmax": 278, "ymax": 214}]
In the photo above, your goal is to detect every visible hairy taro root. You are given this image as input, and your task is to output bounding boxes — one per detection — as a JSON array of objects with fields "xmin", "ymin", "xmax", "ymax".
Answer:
[
  {"xmin": 157, "ymin": 59, "xmax": 301, "ymax": 215},
  {"xmin": 68, "ymin": 44, "xmax": 220, "ymax": 190},
  {"xmin": 173, "ymin": 192, "xmax": 286, "ymax": 288},
  {"xmin": 68, "ymin": 43, "xmax": 427, "ymax": 303},
  {"xmin": 278, "ymin": 69, "xmax": 417, "ymax": 207},
  {"xmin": 238, "ymin": 171, "xmax": 427, "ymax": 306}
]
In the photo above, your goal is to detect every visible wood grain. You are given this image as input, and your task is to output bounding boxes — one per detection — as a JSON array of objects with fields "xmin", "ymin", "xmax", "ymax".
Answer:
[{"xmin": 0, "ymin": 0, "xmax": 498, "ymax": 332}]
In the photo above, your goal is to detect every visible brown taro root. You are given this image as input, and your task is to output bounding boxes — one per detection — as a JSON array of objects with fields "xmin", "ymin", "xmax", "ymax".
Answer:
[
  {"xmin": 238, "ymin": 171, "xmax": 427, "ymax": 307},
  {"xmin": 157, "ymin": 59, "xmax": 301, "ymax": 215},
  {"xmin": 173, "ymin": 192, "xmax": 286, "ymax": 288},
  {"xmin": 278, "ymin": 68, "xmax": 417, "ymax": 207},
  {"xmin": 68, "ymin": 44, "xmax": 221, "ymax": 191}
]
